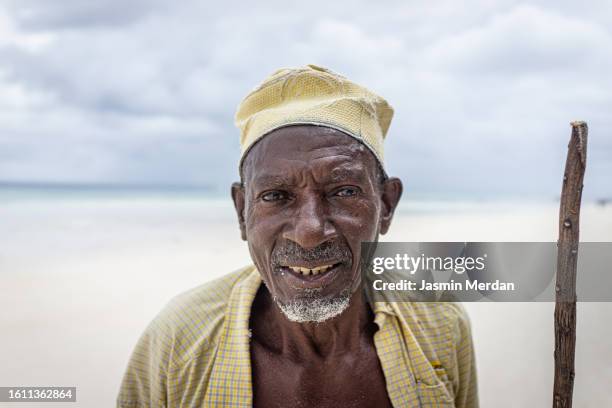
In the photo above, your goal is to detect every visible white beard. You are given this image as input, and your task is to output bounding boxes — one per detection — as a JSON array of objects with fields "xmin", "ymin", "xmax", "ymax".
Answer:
[{"xmin": 275, "ymin": 289, "xmax": 351, "ymax": 323}]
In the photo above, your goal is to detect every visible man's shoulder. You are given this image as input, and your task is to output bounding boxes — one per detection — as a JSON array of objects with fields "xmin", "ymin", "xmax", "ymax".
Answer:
[
  {"xmin": 393, "ymin": 301, "xmax": 471, "ymax": 337},
  {"xmin": 145, "ymin": 265, "xmax": 258, "ymax": 366},
  {"xmin": 412, "ymin": 301, "xmax": 469, "ymax": 320},
  {"xmin": 168, "ymin": 264, "xmax": 257, "ymax": 314}
]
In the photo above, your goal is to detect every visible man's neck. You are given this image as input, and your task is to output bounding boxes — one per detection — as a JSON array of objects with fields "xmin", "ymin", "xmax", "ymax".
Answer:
[{"xmin": 250, "ymin": 285, "xmax": 376, "ymax": 361}]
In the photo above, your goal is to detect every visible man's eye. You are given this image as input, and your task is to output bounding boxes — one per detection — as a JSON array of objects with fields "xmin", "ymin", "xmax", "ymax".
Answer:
[
  {"xmin": 261, "ymin": 191, "xmax": 288, "ymax": 202},
  {"xmin": 334, "ymin": 187, "xmax": 360, "ymax": 197}
]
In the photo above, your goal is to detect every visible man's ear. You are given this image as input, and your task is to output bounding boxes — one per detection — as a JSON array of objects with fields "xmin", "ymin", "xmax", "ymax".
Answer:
[
  {"xmin": 231, "ymin": 182, "xmax": 247, "ymax": 241},
  {"xmin": 379, "ymin": 177, "xmax": 403, "ymax": 235}
]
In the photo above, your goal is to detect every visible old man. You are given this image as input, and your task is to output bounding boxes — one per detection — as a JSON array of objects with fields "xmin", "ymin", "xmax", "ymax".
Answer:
[{"xmin": 118, "ymin": 65, "xmax": 478, "ymax": 407}]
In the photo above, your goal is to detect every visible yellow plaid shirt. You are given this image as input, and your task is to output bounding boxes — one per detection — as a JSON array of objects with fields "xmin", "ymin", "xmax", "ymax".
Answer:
[{"xmin": 117, "ymin": 266, "xmax": 478, "ymax": 407}]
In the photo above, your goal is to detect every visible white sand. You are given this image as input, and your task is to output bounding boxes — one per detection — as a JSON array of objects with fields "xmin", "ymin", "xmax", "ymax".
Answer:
[{"xmin": 1, "ymin": 197, "xmax": 611, "ymax": 407}]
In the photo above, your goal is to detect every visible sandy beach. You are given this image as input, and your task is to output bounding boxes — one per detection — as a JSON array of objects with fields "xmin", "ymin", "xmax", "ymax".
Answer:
[{"xmin": 1, "ymin": 195, "xmax": 611, "ymax": 407}]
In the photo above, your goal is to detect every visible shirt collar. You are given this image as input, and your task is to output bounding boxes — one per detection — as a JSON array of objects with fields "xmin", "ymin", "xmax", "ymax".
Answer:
[{"xmin": 207, "ymin": 266, "xmax": 402, "ymax": 407}]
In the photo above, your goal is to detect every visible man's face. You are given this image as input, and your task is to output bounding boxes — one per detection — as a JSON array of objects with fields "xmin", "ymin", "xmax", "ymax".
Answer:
[{"xmin": 232, "ymin": 125, "xmax": 401, "ymax": 322}]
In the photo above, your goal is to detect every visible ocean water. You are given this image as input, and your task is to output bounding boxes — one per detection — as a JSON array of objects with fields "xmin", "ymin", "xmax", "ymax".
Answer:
[{"xmin": 0, "ymin": 182, "xmax": 566, "ymax": 213}]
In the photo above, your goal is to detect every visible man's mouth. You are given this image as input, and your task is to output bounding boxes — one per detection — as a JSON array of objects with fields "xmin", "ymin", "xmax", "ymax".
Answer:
[
  {"xmin": 284, "ymin": 262, "xmax": 340, "ymax": 276},
  {"xmin": 275, "ymin": 262, "xmax": 345, "ymax": 286},
  {"xmin": 270, "ymin": 241, "xmax": 353, "ymax": 289}
]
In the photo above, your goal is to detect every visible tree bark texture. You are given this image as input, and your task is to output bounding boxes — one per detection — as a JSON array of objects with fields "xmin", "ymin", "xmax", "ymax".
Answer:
[{"xmin": 553, "ymin": 121, "xmax": 588, "ymax": 408}]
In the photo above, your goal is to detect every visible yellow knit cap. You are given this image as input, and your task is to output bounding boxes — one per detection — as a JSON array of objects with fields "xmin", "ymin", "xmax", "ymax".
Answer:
[{"xmin": 234, "ymin": 64, "xmax": 393, "ymax": 172}]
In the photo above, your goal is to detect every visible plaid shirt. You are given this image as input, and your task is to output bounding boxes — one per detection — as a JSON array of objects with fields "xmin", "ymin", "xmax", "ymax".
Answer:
[{"xmin": 117, "ymin": 266, "xmax": 478, "ymax": 407}]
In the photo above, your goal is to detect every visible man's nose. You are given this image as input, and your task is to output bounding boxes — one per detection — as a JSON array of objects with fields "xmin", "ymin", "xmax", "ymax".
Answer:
[{"xmin": 282, "ymin": 196, "xmax": 337, "ymax": 249}]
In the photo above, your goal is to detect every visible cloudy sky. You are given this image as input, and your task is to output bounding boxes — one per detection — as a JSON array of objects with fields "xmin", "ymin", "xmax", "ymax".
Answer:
[{"xmin": 1, "ymin": 0, "xmax": 610, "ymax": 199}]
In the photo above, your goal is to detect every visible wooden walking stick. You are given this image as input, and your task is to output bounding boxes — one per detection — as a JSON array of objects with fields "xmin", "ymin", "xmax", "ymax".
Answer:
[{"xmin": 553, "ymin": 121, "xmax": 588, "ymax": 408}]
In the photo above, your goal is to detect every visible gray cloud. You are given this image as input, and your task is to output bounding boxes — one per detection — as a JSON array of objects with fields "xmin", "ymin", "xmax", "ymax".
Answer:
[
  {"xmin": 3, "ymin": 0, "xmax": 169, "ymax": 29},
  {"xmin": 0, "ymin": 1, "xmax": 610, "ymax": 199}
]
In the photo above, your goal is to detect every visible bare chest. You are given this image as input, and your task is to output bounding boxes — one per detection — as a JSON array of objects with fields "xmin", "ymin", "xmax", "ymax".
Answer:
[{"xmin": 250, "ymin": 341, "xmax": 393, "ymax": 408}]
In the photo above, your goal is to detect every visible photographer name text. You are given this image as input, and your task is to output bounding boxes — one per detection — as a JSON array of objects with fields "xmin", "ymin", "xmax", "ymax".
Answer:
[{"xmin": 372, "ymin": 279, "xmax": 515, "ymax": 292}]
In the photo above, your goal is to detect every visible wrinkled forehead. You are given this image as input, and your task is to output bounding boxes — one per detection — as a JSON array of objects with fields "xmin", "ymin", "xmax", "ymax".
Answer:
[{"xmin": 241, "ymin": 125, "xmax": 380, "ymax": 184}]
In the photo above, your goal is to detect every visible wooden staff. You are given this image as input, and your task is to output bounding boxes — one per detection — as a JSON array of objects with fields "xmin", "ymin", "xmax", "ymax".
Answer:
[{"xmin": 553, "ymin": 121, "xmax": 588, "ymax": 408}]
